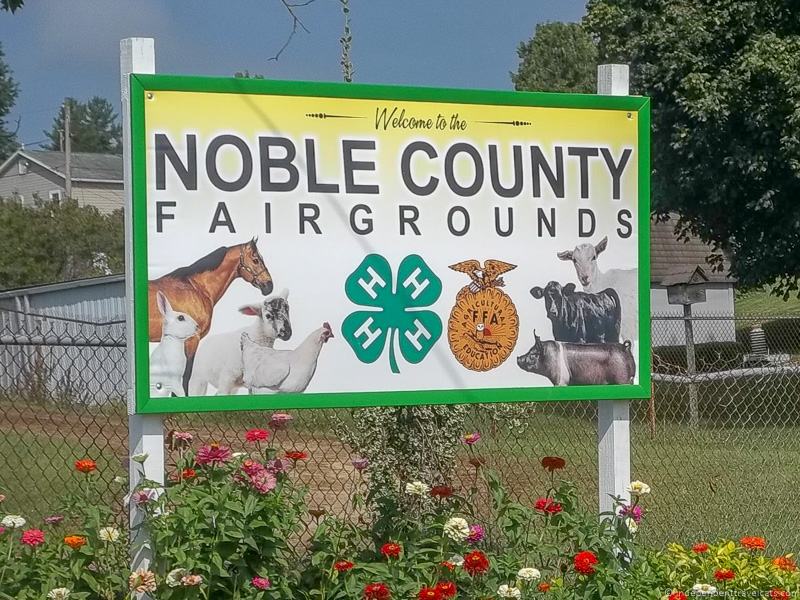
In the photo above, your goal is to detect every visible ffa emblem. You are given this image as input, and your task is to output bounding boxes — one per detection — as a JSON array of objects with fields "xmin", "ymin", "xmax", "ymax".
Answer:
[{"xmin": 447, "ymin": 259, "xmax": 519, "ymax": 371}]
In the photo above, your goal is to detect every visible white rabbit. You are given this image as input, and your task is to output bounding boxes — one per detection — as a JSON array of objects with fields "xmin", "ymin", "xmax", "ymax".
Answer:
[{"xmin": 150, "ymin": 291, "xmax": 198, "ymax": 397}]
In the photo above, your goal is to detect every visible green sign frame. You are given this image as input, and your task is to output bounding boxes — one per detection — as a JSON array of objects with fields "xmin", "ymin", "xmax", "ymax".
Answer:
[{"xmin": 129, "ymin": 74, "xmax": 651, "ymax": 414}]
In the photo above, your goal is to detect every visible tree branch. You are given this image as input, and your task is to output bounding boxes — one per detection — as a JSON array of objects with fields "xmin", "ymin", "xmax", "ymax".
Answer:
[{"xmin": 269, "ymin": 0, "xmax": 317, "ymax": 62}]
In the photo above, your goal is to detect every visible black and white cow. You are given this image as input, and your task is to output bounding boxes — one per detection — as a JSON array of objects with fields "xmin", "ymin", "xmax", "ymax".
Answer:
[
  {"xmin": 530, "ymin": 281, "xmax": 621, "ymax": 344},
  {"xmin": 516, "ymin": 331, "xmax": 636, "ymax": 386}
]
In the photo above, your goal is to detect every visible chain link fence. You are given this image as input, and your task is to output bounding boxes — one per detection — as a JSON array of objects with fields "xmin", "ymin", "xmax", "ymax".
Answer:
[{"xmin": 1, "ymin": 308, "xmax": 799, "ymax": 551}]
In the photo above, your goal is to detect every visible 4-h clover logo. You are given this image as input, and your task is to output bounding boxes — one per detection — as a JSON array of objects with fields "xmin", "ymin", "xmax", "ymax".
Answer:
[{"xmin": 343, "ymin": 254, "xmax": 442, "ymax": 374}]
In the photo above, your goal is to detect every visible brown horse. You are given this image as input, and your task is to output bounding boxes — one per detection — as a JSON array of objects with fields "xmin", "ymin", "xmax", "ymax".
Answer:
[{"xmin": 148, "ymin": 239, "xmax": 273, "ymax": 392}]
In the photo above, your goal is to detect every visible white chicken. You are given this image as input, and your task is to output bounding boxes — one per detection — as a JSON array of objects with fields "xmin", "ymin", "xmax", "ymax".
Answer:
[{"xmin": 241, "ymin": 322, "xmax": 334, "ymax": 394}]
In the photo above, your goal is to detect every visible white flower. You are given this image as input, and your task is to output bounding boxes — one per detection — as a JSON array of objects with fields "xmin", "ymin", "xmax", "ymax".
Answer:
[
  {"xmin": 691, "ymin": 583, "xmax": 718, "ymax": 595},
  {"xmin": 131, "ymin": 453, "xmax": 149, "ymax": 464},
  {"xmin": 1, "ymin": 515, "xmax": 26, "ymax": 528},
  {"xmin": 98, "ymin": 527, "xmax": 120, "ymax": 543},
  {"xmin": 448, "ymin": 553, "xmax": 464, "ymax": 567},
  {"xmin": 626, "ymin": 481, "xmax": 651, "ymax": 496},
  {"xmin": 497, "ymin": 584, "xmax": 522, "ymax": 599},
  {"xmin": 47, "ymin": 589, "xmax": 70, "ymax": 600},
  {"xmin": 405, "ymin": 481, "xmax": 430, "ymax": 496},
  {"xmin": 443, "ymin": 517, "xmax": 470, "ymax": 542},
  {"xmin": 166, "ymin": 568, "xmax": 188, "ymax": 588},
  {"xmin": 232, "ymin": 452, "xmax": 247, "ymax": 459},
  {"xmin": 625, "ymin": 518, "xmax": 639, "ymax": 533},
  {"xmin": 517, "ymin": 567, "xmax": 541, "ymax": 582}
]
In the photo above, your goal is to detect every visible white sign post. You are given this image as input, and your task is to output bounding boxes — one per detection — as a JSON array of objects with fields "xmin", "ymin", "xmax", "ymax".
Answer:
[
  {"xmin": 597, "ymin": 64, "xmax": 633, "ymax": 516},
  {"xmin": 122, "ymin": 37, "xmax": 164, "ymax": 572}
]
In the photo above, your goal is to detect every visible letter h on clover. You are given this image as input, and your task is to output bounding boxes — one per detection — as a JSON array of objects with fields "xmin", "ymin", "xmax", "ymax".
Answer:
[{"xmin": 343, "ymin": 254, "xmax": 442, "ymax": 373}]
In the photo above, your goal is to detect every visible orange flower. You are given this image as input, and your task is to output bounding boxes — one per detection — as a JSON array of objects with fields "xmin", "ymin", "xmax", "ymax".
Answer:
[
  {"xmin": 740, "ymin": 536, "xmax": 766, "ymax": 551},
  {"xmin": 541, "ymin": 456, "xmax": 566, "ymax": 472},
  {"xmin": 770, "ymin": 590, "xmax": 790, "ymax": 600},
  {"xmin": 74, "ymin": 459, "xmax": 96, "ymax": 474},
  {"xmin": 772, "ymin": 556, "xmax": 797, "ymax": 572},
  {"xmin": 692, "ymin": 542, "xmax": 709, "ymax": 553},
  {"xmin": 285, "ymin": 450, "xmax": 309, "ymax": 461},
  {"xmin": 537, "ymin": 582, "xmax": 551, "ymax": 593},
  {"xmin": 714, "ymin": 568, "xmax": 735, "ymax": 581},
  {"xmin": 64, "ymin": 535, "xmax": 87, "ymax": 550}
]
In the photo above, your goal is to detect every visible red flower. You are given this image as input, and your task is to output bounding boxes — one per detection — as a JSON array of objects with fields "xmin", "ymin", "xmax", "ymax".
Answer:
[
  {"xmin": 740, "ymin": 536, "xmax": 766, "ymax": 550},
  {"xmin": 541, "ymin": 456, "xmax": 566, "ymax": 472},
  {"xmin": 363, "ymin": 582, "xmax": 391, "ymax": 600},
  {"xmin": 245, "ymin": 428, "xmax": 270, "ymax": 443},
  {"xmin": 534, "ymin": 498, "xmax": 562, "ymax": 514},
  {"xmin": 574, "ymin": 550, "xmax": 598, "ymax": 575},
  {"xmin": 714, "ymin": 568, "xmax": 735, "ymax": 581},
  {"xmin": 430, "ymin": 485, "xmax": 454, "ymax": 499},
  {"xmin": 334, "ymin": 560, "xmax": 355, "ymax": 573},
  {"xmin": 537, "ymin": 582, "xmax": 551, "ymax": 593},
  {"xmin": 668, "ymin": 593, "xmax": 687, "ymax": 600},
  {"xmin": 440, "ymin": 561, "xmax": 455, "ymax": 571},
  {"xmin": 692, "ymin": 542, "xmax": 709, "ymax": 553},
  {"xmin": 773, "ymin": 556, "xmax": 797, "ymax": 572},
  {"xmin": 417, "ymin": 587, "xmax": 441, "ymax": 600},
  {"xmin": 20, "ymin": 529, "xmax": 45, "ymax": 547},
  {"xmin": 74, "ymin": 459, "xmax": 96, "ymax": 473},
  {"xmin": 463, "ymin": 550, "xmax": 490, "ymax": 576},
  {"xmin": 285, "ymin": 450, "xmax": 309, "ymax": 461},
  {"xmin": 435, "ymin": 581, "xmax": 457, "ymax": 598},
  {"xmin": 169, "ymin": 467, "xmax": 197, "ymax": 482},
  {"xmin": 380, "ymin": 542, "xmax": 402, "ymax": 559},
  {"xmin": 770, "ymin": 590, "xmax": 790, "ymax": 600}
]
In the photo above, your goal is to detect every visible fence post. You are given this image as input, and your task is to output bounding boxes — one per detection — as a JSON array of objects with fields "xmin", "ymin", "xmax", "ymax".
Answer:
[
  {"xmin": 121, "ymin": 37, "xmax": 164, "ymax": 574},
  {"xmin": 596, "ymin": 63, "xmax": 632, "ymax": 516},
  {"xmin": 684, "ymin": 303, "xmax": 699, "ymax": 427}
]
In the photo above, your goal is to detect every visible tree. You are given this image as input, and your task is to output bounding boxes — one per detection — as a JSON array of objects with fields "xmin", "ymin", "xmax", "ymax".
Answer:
[
  {"xmin": 44, "ymin": 97, "xmax": 122, "ymax": 154},
  {"xmin": 0, "ymin": 0, "xmax": 23, "ymax": 12},
  {"xmin": 512, "ymin": 22, "xmax": 597, "ymax": 94},
  {"xmin": 0, "ymin": 43, "xmax": 19, "ymax": 162},
  {"xmin": 585, "ymin": 0, "xmax": 800, "ymax": 296}
]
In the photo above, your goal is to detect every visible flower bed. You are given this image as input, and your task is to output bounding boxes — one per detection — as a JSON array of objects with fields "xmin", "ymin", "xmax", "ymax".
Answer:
[{"xmin": 1, "ymin": 416, "xmax": 798, "ymax": 599}]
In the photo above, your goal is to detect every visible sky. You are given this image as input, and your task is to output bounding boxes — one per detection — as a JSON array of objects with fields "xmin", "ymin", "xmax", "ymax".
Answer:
[{"xmin": 0, "ymin": 0, "xmax": 587, "ymax": 148}]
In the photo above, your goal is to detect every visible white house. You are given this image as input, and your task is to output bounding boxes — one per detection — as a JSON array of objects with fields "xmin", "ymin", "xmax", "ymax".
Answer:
[{"xmin": 0, "ymin": 149, "xmax": 123, "ymax": 214}]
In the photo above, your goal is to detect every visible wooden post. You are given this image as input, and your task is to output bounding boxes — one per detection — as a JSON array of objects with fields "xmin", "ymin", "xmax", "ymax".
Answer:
[
  {"xmin": 64, "ymin": 102, "xmax": 72, "ymax": 199},
  {"xmin": 121, "ymin": 37, "xmax": 163, "ymax": 574},
  {"xmin": 596, "ymin": 64, "xmax": 632, "ymax": 516},
  {"xmin": 684, "ymin": 303, "xmax": 699, "ymax": 427}
]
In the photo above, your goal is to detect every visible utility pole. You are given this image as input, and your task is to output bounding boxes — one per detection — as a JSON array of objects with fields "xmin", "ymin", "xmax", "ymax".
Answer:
[{"xmin": 64, "ymin": 101, "xmax": 72, "ymax": 199}]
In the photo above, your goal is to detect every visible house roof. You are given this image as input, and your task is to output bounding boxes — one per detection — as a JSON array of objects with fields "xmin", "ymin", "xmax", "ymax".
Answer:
[
  {"xmin": 651, "ymin": 215, "xmax": 735, "ymax": 285},
  {"xmin": 0, "ymin": 149, "xmax": 123, "ymax": 183}
]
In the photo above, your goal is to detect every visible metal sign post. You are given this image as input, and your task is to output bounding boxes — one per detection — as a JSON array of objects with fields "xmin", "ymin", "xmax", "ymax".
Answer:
[{"xmin": 121, "ymin": 37, "xmax": 164, "ymax": 573}]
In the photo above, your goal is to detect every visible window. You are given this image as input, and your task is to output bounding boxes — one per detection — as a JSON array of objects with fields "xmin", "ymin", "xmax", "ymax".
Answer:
[
  {"xmin": 17, "ymin": 160, "xmax": 28, "ymax": 175},
  {"xmin": 49, "ymin": 190, "xmax": 63, "ymax": 203}
]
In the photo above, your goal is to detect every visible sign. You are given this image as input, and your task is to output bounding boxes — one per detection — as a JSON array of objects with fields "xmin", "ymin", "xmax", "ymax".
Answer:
[{"xmin": 129, "ymin": 75, "xmax": 650, "ymax": 413}]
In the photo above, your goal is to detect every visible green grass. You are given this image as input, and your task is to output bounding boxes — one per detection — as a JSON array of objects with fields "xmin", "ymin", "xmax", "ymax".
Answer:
[{"xmin": 735, "ymin": 287, "xmax": 800, "ymax": 316}]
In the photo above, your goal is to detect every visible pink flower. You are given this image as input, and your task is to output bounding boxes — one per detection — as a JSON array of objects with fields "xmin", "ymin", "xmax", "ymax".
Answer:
[
  {"xmin": 266, "ymin": 458, "xmax": 288, "ymax": 474},
  {"xmin": 0, "ymin": 527, "xmax": 5, "ymax": 536},
  {"xmin": 251, "ymin": 576, "xmax": 271, "ymax": 590},
  {"xmin": 268, "ymin": 413, "xmax": 293, "ymax": 430},
  {"xmin": 462, "ymin": 432, "xmax": 481, "ymax": 446},
  {"xmin": 44, "ymin": 515, "xmax": 64, "ymax": 525},
  {"xmin": 20, "ymin": 529, "xmax": 45, "ymax": 547},
  {"xmin": 172, "ymin": 431, "xmax": 193, "ymax": 443},
  {"xmin": 619, "ymin": 504, "xmax": 643, "ymax": 523},
  {"xmin": 250, "ymin": 470, "xmax": 277, "ymax": 495},
  {"xmin": 131, "ymin": 489, "xmax": 156, "ymax": 506},
  {"xmin": 195, "ymin": 443, "xmax": 232, "ymax": 466},
  {"xmin": 466, "ymin": 524, "xmax": 485, "ymax": 544},
  {"xmin": 241, "ymin": 459, "xmax": 266, "ymax": 477},
  {"xmin": 351, "ymin": 457, "xmax": 370, "ymax": 471}
]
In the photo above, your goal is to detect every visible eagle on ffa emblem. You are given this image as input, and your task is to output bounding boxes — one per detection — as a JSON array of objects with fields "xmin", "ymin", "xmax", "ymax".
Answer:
[{"xmin": 447, "ymin": 259, "xmax": 519, "ymax": 371}]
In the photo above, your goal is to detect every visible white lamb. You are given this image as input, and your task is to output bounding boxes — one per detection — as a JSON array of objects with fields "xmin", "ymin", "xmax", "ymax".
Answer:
[
  {"xmin": 241, "ymin": 322, "xmax": 333, "ymax": 394},
  {"xmin": 558, "ymin": 236, "xmax": 638, "ymax": 341},
  {"xmin": 150, "ymin": 291, "xmax": 198, "ymax": 397},
  {"xmin": 188, "ymin": 289, "xmax": 291, "ymax": 396}
]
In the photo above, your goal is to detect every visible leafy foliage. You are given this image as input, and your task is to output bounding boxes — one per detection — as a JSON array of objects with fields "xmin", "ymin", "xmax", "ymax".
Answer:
[
  {"xmin": 44, "ymin": 97, "xmax": 122, "ymax": 154},
  {"xmin": 512, "ymin": 22, "xmax": 598, "ymax": 94},
  {"xmin": 0, "ymin": 0, "xmax": 23, "ymax": 13},
  {"xmin": 585, "ymin": 0, "xmax": 800, "ymax": 296},
  {"xmin": 0, "ymin": 198, "xmax": 123, "ymax": 290},
  {"xmin": 0, "ymin": 42, "xmax": 19, "ymax": 162}
]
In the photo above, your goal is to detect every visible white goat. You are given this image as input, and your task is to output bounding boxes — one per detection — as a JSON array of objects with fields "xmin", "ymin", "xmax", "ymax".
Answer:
[
  {"xmin": 558, "ymin": 236, "xmax": 638, "ymax": 341},
  {"xmin": 241, "ymin": 322, "xmax": 333, "ymax": 394},
  {"xmin": 188, "ymin": 289, "xmax": 291, "ymax": 396},
  {"xmin": 150, "ymin": 291, "xmax": 198, "ymax": 397}
]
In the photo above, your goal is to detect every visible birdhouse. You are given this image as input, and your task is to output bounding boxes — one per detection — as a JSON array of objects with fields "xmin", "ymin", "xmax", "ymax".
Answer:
[{"xmin": 664, "ymin": 266, "xmax": 709, "ymax": 306}]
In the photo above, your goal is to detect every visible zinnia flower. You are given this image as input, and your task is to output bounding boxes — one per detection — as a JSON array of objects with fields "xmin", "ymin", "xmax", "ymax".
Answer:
[
  {"xmin": 129, "ymin": 569, "xmax": 157, "ymax": 593},
  {"xmin": 47, "ymin": 589, "xmax": 70, "ymax": 600},
  {"xmin": 619, "ymin": 504, "xmax": 643, "ymax": 523},
  {"xmin": 517, "ymin": 567, "xmax": 541, "ymax": 582},
  {"xmin": 691, "ymin": 583, "xmax": 718, "ymax": 595},
  {"xmin": 625, "ymin": 480, "xmax": 651, "ymax": 496},
  {"xmin": 443, "ymin": 517, "xmax": 470, "ymax": 542},
  {"xmin": 131, "ymin": 489, "xmax": 156, "ymax": 506},
  {"xmin": 44, "ymin": 515, "xmax": 64, "ymax": 525},
  {"xmin": 405, "ymin": 481, "xmax": 430, "ymax": 496},
  {"xmin": 98, "ymin": 527, "xmax": 120, "ymax": 543},
  {"xmin": 251, "ymin": 576, "xmax": 271, "ymax": 590},
  {"xmin": 20, "ymin": 528, "xmax": 45, "ymax": 547},
  {"xmin": 692, "ymin": 542, "xmax": 709, "ymax": 553},
  {"xmin": 430, "ymin": 485, "xmax": 453, "ymax": 499},
  {"xmin": 574, "ymin": 551, "xmax": 598, "ymax": 575},
  {"xmin": 351, "ymin": 457, "xmax": 369, "ymax": 471},
  {"xmin": 770, "ymin": 590, "xmax": 791, "ymax": 600},
  {"xmin": 740, "ymin": 536, "xmax": 766, "ymax": 550},
  {"xmin": 64, "ymin": 535, "xmax": 87, "ymax": 550},
  {"xmin": 169, "ymin": 431, "xmax": 193, "ymax": 447},
  {"xmin": 181, "ymin": 574, "xmax": 203, "ymax": 586},
  {"xmin": 714, "ymin": 568, "xmax": 735, "ymax": 581},
  {"xmin": 1, "ymin": 515, "xmax": 26, "ymax": 528},
  {"xmin": 363, "ymin": 582, "xmax": 391, "ymax": 599},
  {"xmin": 537, "ymin": 582, "xmax": 551, "ymax": 592},
  {"xmin": 534, "ymin": 498, "xmax": 562, "ymax": 515},
  {"xmin": 268, "ymin": 412, "xmax": 293, "ymax": 430},
  {"xmin": 498, "ymin": 585, "xmax": 522, "ymax": 599},
  {"xmin": 285, "ymin": 450, "xmax": 309, "ymax": 461},
  {"xmin": 435, "ymin": 581, "xmax": 457, "ymax": 598},
  {"xmin": 166, "ymin": 568, "xmax": 188, "ymax": 588},
  {"xmin": 74, "ymin": 459, "xmax": 97, "ymax": 473},
  {"xmin": 245, "ymin": 428, "xmax": 270, "ymax": 443},
  {"xmin": 463, "ymin": 550, "xmax": 490, "ymax": 576},
  {"xmin": 334, "ymin": 560, "xmax": 355, "ymax": 572},
  {"xmin": 541, "ymin": 456, "xmax": 566, "ymax": 472},
  {"xmin": 417, "ymin": 587, "xmax": 440, "ymax": 600},
  {"xmin": 0, "ymin": 527, "xmax": 6, "ymax": 535},
  {"xmin": 266, "ymin": 458, "xmax": 288, "ymax": 474},
  {"xmin": 380, "ymin": 542, "xmax": 402, "ymax": 559},
  {"xmin": 447, "ymin": 554, "xmax": 464, "ymax": 567},
  {"xmin": 250, "ymin": 469, "xmax": 277, "ymax": 494},
  {"xmin": 195, "ymin": 443, "xmax": 232, "ymax": 466},
  {"xmin": 462, "ymin": 432, "xmax": 481, "ymax": 445},
  {"xmin": 466, "ymin": 524, "xmax": 485, "ymax": 544},
  {"xmin": 772, "ymin": 556, "xmax": 797, "ymax": 572},
  {"xmin": 668, "ymin": 593, "xmax": 687, "ymax": 600}
]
